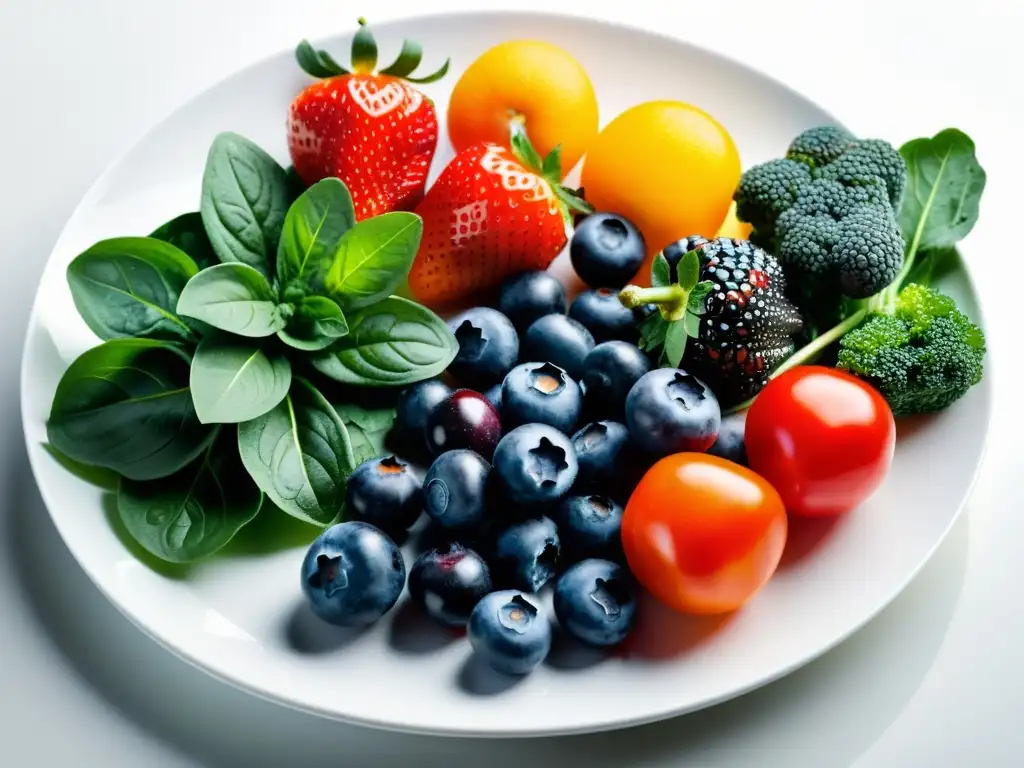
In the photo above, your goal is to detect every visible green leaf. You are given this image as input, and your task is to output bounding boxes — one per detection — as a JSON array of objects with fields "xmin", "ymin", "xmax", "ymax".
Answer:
[
  {"xmin": 683, "ymin": 311, "xmax": 702, "ymax": 339},
  {"xmin": 637, "ymin": 310, "xmax": 669, "ymax": 353},
  {"xmin": 351, "ymin": 18, "xmax": 378, "ymax": 73},
  {"xmin": 324, "ymin": 212, "xmax": 423, "ymax": 310},
  {"xmin": 651, "ymin": 252, "xmax": 672, "ymax": 289},
  {"xmin": 335, "ymin": 403, "xmax": 396, "ymax": 465},
  {"xmin": 541, "ymin": 145, "xmax": 563, "ymax": 182},
  {"xmin": 677, "ymin": 250, "xmax": 701, "ymax": 292},
  {"xmin": 238, "ymin": 377, "xmax": 356, "ymax": 526},
  {"xmin": 402, "ymin": 58, "xmax": 450, "ymax": 85},
  {"xmin": 42, "ymin": 443, "xmax": 120, "ymax": 491},
  {"xmin": 277, "ymin": 295, "xmax": 349, "ymax": 352},
  {"xmin": 311, "ymin": 296, "xmax": 458, "ymax": 386},
  {"xmin": 378, "ymin": 39, "xmax": 423, "ymax": 78},
  {"xmin": 509, "ymin": 121, "xmax": 543, "ymax": 171},
  {"xmin": 177, "ymin": 263, "xmax": 286, "ymax": 337},
  {"xmin": 899, "ymin": 129, "xmax": 986, "ymax": 254},
  {"xmin": 201, "ymin": 132, "xmax": 290, "ymax": 279},
  {"xmin": 47, "ymin": 339, "xmax": 213, "ymax": 481},
  {"xmin": 295, "ymin": 39, "xmax": 350, "ymax": 78},
  {"xmin": 687, "ymin": 281, "xmax": 714, "ymax": 315},
  {"xmin": 664, "ymin": 319, "xmax": 689, "ymax": 368},
  {"xmin": 150, "ymin": 212, "xmax": 218, "ymax": 270},
  {"xmin": 117, "ymin": 428, "xmax": 263, "ymax": 563},
  {"xmin": 189, "ymin": 335, "xmax": 292, "ymax": 424},
  {"xmin": 276, "ymin": 178, "xmax": 356, "ymax": 289},
  {"xmin": 67, "ymin": 236, "xmax": 199, "ymax": 342}
]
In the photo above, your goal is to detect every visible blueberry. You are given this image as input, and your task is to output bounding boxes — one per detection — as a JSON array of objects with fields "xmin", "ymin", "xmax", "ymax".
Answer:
[
  {"xmin": 571, "ymin": 421, "xmax": 637, "ymax": 500},
  {"xmin": 523, "ymin": 314, "xmax": 595, "ymax": 380},
  {"xmin": 501, "ymin": 362, "xmax": 582, "ymax": 433},
  {"xmin": 568, "ymin": 289, "xmax": 638, "ymax": 344},
  {"xmin": 570, "ymin": 213, "xmax": 646, "ymax": 289},
  {"xmin": 580, "ymin": 341, "xmax": 651, "ymax": 421},
  {"xmin": 423, "ymin": 449, "xmax": 491, "ymax": 531},
  {"xmin": 492, "ymin": 516, "xmax": 560, "ymax": 591},
  {"xmin": 484, "ymin": 383, "xmax": 503, "ymax": 410},
  {"xmin": 447, "ymin": 308, "xmax": 519, "ymax": 389},
  {"xmin": 394, "ymin": 380, "xmax": 452, "ymax": 459},
  {"xmin": 426, "ymin": 389, "xmax": 502, "ymax": 460},
  {"xmin": 554, "ymin": 495, "xmax": 623, "ymax": 565},
  {"xmin": 300, "ymin": 522, "xmax": 406, "ymax": 627},
  {"xmin": 345, "ymin": 456, "xmax": 423, "ymax": 536},
  {"xmin": 707, "ymin": 411, "xmax": 748, "ymax": 466},
  {"xmin": 553, "ymin": 559, "xmax": 637, "ymax": 647},
  {"xmin": 626, "ymin": 369, "xmax": 721, "ymax": 456},
  {"xmin": 498, "ymin": 270, "xmax": 567, "ymax": 332},
  {"xmin": 492, "ymin": 424, "xmax": 578, "ymax": 504},
  {"xmin": 408, "ymin": 544, "xmax": 492, "ymax": 628},
  {"xmin": 468, "ymin": 590, "xmax": 552, "ymax": 674}
]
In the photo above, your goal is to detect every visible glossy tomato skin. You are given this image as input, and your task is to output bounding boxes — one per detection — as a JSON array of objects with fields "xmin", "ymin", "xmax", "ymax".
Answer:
[
  {"xmin": 622, "ymin": 453, "xmax": 787, "ymax": 615},
  {"xmin": 745, "ymin": 366, "xmax": 896, "ymax": 517}
]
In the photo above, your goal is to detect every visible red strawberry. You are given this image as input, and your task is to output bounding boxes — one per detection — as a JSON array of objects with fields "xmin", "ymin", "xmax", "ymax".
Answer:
[
  {"xmin": 288, "ymin": 18, "xmax": 449, "ymax": 220},
  {"xmin": 408, "ymin": 126, "xmax": 591, "ymax": 309}
]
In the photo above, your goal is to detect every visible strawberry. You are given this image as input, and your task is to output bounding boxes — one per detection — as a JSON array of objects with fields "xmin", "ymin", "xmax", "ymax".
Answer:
[
  {"xmin": 408, "ymin": 126, "xmax": 591, "ymax": 309},
  {"xmin": 288, "ymin": 18, "xmax": 449, "ymax": 220}
]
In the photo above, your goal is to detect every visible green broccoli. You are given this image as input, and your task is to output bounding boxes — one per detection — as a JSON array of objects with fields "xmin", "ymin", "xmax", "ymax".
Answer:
[
  {"xmin": 836, "ymin": 284, "xmax": 985, "ymax": 416},
  {"xmin": 735, "ymin": 126, "xmax": 908, "ymax": 301}
]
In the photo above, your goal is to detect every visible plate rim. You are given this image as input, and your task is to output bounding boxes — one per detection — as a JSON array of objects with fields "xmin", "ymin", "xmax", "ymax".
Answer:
[{"xmin": 18, "ymin": 8, "xmax": 994, "ymax": 738}]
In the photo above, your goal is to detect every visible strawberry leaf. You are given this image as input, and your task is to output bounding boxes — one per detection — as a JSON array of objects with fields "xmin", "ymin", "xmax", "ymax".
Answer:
[
  {"xmin": 542, "ymin": 145, "xmax": 563, "ymax": 182},
  {"xmin": 296, "ymin": 40, "xmax": 350, "ymax": 78},
  {"xmin": 664, "ymin": 319, "xmax": 688, "ymax": 368},
  {"xmin": 683, "ymin": 311, "xmax": 702, "ymax": 339},
  {"xmin": 687, "ymin": 281, "xmax": 714, "ymax": 314},
  {"xmin": 379, "ymin": 39, "xmax": 423, "ymax": 78},
  {"xmin": 510, "ymin": 121, "xmax": 543, "ymax": 172},
  {"xmin": 638, "ymin": 311, "xmax": 669, "ymax": 352},
  {"xmin": 403, "ymin": 58, "xmax": 450, "ymax": 84},
  {"xmin": 651, "ymin": 253, "xmax": 672, "ymax": 288},
  {"xmin": 677, "ymin": 250, "xmax": 701, "ymax": 292},
  {"xmin": 351, "ymin": 18, "xmax": 378, "ymax": 73}
]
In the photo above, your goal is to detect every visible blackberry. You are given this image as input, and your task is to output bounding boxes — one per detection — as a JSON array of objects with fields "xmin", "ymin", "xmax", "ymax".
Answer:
[{"xmin": 674, "ymin": 236, "xmax": 804, "ymax": 407}]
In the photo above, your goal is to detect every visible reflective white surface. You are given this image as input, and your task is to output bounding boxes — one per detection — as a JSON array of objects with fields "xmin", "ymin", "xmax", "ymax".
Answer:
[{"xmin": 1, "ymin": 0, "xmax": 1019, "ymax": 763}]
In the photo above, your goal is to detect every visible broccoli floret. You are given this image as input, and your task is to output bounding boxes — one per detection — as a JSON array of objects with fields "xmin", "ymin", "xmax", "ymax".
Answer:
[
  {"xmin": 836, "ymin": 284, "xmax": 985, "ymax": 416},
  {"xmin": 734, "ymin": 126, "xmax": 909, "ymax": 303}
]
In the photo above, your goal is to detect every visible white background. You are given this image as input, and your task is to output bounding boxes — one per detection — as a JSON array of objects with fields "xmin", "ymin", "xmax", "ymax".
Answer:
[{"xmin": 0, "ymin": 0, "xmax": 1020, "ymax": 765}]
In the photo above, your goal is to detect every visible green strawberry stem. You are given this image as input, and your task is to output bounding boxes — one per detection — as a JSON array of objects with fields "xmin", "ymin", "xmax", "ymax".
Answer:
[
  {"xmin": 507, "ymin": 120, "xmax": 593, "ymax": 228},
  {"xmin": 619, "ymin": 285, "xmax": 684, "ymax": 308},
  {"xmin": 295, "ymin": 18, "xmax": 450, "ymax": 83}
]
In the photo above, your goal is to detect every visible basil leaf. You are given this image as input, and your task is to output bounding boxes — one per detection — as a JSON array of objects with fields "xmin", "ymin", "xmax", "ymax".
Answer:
[
  {"xmin": 324, "ymin": 212, "xmax": 423, "ymax": 310},
  {"xmin": 677, "ymin": 250, "xmax": 701, "ymax": 292},
  {"xmin": 899, "ymin": 129, "xmax": 986, "ymax": 253},
  {"xmin": 151, "ymin": 212, "xmax": 218, "ymax": 270},
  {"xmin": 42, "ymin": 443, "xmax": 120, "ymax": 491},
  {"xmin": 46, "ymin": 339, "xmax": 212, "ymax": 481},
  {"xmin": 651, "ymin": 252, "xmax": 672, "ymax": 289},
  {"xmin": 664, "ymin": 319, "xmax": 689, "ymax": 368},
  {"xmin": 237, "ymin": 377, "xmax": 356, "ymax": 526},
  {"xmin": 117, "ymin": 428, "xmax": 263, "ymax": 563},
  {"xmin": 67, "ymin": 236, "xmax": 199, "ymax": 342},
  {"xmin": 311, "ymin": 296, "xmax": 458, "ymax": 386},
  {"xmin": 278, "ymin": 295, "xmax": 349, "ymax": 352},
  {"xmin": 201, "ymin": 132, "xmax": 290, "ymax": 278},
  {"xmin": 189, "ymin": 335, "xmax": 292, "ymax": 424},
  {"xmin": 276, "ymin": 178, "xmax": 356, "ymax": 289},
  {"xmin": 335, "ymin": 403, "xmax": 396, "ymax": 465},
  {"xmin": 177, "ymin": 263, "xmax": 287, "ymax": 337}
]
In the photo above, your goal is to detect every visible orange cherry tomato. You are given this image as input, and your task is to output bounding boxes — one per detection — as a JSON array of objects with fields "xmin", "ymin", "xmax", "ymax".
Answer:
[
  {"xmin": 622, "ymin": 453, "xmax": 788, "ymax": 615},
  {"xmin": 745, "ymin": 366, "xmax": 896, "ymax": 517}
]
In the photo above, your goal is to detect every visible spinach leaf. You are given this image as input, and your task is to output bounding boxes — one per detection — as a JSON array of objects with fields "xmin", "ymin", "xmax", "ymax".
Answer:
[
  {"xmin": 201, "ymin": 132, "xmax": 290, "ymax": 278},
  {"xmin": 277, "ymin": 295, "xmax": 349, "ymax": 352},
  {"xmin": 237, "ymin": 377, "xmax": 356, "ymax": 526},
  {"xmin": 117, "ymin": 427, "xmax": 263, "ymax": 563},
  {"xmin": 189, "ymin": 335, "xmax": 292, "ymax": 424},
  {"xmin": 67, "ymin": 236, "xmax": 199, "ymax": 342},
  {"xmin": 899, "ymin": 129, "xmax": 987, "ymax": 254},
  {"xmin": 335, "ymin": 403, "xmax": 396, "ymax": 465},
  {"xmin": 42, "ymin": 443, "xmax": 120, "ymax": 491},
  {"xmin": 177, "ymin": 263, "xmax": 288, "ymax": 337},
  {"xmin": 325, "ymin": 212, "xmax": 422, "ymax": 310},
  {"xmin": 276, "ymin": 178, "xmax": 355, "ymax": 289},
  {"xmin": 46, "ymin": 339, "xmax": 212, "ymax": 480},
  {"xmin": 311, "ymin": 296, "xmax": 458, "ymax": 386},
  {"xmin": 150, "ymin": 212, "xmax": 218, "ymax": 270}
]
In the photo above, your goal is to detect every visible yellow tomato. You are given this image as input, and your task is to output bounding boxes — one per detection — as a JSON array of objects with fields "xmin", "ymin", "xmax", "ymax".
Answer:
[
  {"xmin": 581, "ymin": 101, "xmax": 741, "ymax": 283},
  {"xmin": 716, "ymin": 201, "xmax": 753, "ymax": 240},
  {"xmin": 447, "ymin": 40, "xmax": 599, "ymax": 175}
]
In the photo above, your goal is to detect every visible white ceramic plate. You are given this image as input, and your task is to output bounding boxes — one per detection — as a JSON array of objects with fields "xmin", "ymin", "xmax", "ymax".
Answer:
[{"xmin": 20, "ymin": 11, "xmax": 990, "ymax": 738}]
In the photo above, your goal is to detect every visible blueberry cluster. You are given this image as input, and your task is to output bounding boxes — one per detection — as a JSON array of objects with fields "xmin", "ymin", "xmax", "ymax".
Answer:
[{"xmin": 299, "ymin": 232, "xmax": 752, "ymax": 676}]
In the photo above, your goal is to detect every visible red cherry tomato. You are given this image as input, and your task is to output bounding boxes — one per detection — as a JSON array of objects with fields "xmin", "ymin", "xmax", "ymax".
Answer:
[
  {"xmin": 745, "ymin": 366, "xmax": 896, "ymax": 517},
  {"xmin": 622, "ymin": 453, "xmax": 788, "ymax": 615}
]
